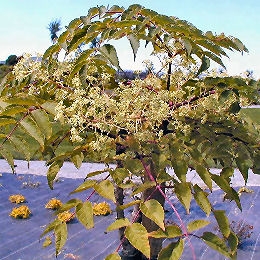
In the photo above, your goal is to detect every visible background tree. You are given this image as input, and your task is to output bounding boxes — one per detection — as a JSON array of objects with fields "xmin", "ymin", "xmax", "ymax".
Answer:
[
  {"xmin": 0, "ymin": 4, "xmax": 260, "ymax": 260},
  {"xmin": 47, "ymin": 19, "xmax": 62, "ymax": 43},
  {"xmin": 5, "ymin": 54, "xmax": 18, "ymax": 66}
]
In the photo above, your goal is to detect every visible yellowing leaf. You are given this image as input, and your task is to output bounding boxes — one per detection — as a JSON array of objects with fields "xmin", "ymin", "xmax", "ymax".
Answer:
[
  {"xmin": 125, "ymin": 223, "xmax": 150, "ymax": 258},
  {"xmin": 105, "ymin": 253, "xmax": 121, "ymax": 260},
  {"xmin": 140, "ymin": 199, "xmax": 165, "ymax": 230},
  {"xmin": 54, "ymin": 222, "xmax": 67, "ymax": 256},
  {"xmin": 94, "ymin": 180, "xmax": 116, "ymax": 203},
  {"xmin": 70, "ymin": 180, "xmax": 96, "ymax": 194},
  {"xmin": 76, "ymin": 201, "xmax": 94, "ymax": 229},
  {"xmin": 174, "ymin": 182, "xmax": 192, "ymax": 213},
  {"xmin": 106, "ymin": 218, "xmax": 130, "ymax": 232}
]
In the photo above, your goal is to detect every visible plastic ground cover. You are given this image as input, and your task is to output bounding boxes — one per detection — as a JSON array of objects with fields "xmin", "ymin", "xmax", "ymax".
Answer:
[{"xmin": 0, "ymin": 164, "xmax": 260, "ymax": 259}]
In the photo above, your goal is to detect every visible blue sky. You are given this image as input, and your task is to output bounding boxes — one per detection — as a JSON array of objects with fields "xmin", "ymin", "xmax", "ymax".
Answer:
[{"xmin": 0, "ymin": 0, "xmax": 259, "ymax": 78}]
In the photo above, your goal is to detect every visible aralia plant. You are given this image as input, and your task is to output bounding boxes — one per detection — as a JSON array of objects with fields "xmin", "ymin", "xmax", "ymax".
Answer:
[{"xmin": 0, "ymin": 4, "xmax": 260, "ymax": 260}]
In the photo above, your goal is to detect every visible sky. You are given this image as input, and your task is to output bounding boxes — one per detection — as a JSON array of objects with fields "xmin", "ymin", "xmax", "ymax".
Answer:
[{"xmin": 0, "ymin": 0, "xmax": 260, "ymax": 78}]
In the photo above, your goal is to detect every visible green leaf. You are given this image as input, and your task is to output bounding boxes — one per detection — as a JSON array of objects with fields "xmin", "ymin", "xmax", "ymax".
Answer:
[
  {"xmin": 47, "ymin": 160, "xmax": 63, "ymax": 189},
  {"xmin": 193, "ymin": 184, "xmax": 212, "ymax": 216},
  {"xmin": 196, "ymin": 55, "xmax": 210, "ymax": 76},
  {"xmin": 0, "ymin": 117, "xmax": 16, "ymax": 126},
  {"xmin": 70, "ymin": 151, "xmax": 84, "ymax": 169},
  {"xmin": 140, "ymin": 199, "xmax": 165, "ymax": 230},
  {"xmin": 187, "ymin": 219, "xmax": 210, "ymax": 232},
  {"xmin": 99, "ymin": 44, "xmax": 120, "ymax": 69},
  {"xmin": 76, "ymin": 201, "xmax": 94, "ymax": 229},
  {"xmin": 229, "ymin": 102, "xmax": 241, "ymax": 114},
  {"xmin": 127, "ymin": 34, "xmax": 140, "ymax": 61},
  {"xmin": 43, "ymin": 44, "xmax": 60, "ymax": 60},
  {"xmin": 57, "ymin": 199, "xmax": 81, "ymax": 213},
  {"xmin": 149, "ymin": 225, "xmax": 182, "ymax": 238},
  {"xmin": 20, "ymin": 116, "xmax": 45, "ymax": 147},
  {"xmin": 125, "ymin": 223, "xmax": 150, "ymax": 258},
  {"xmin": 116, "ymin": 200, "xmax": 141, "ymax": 211},
  {"xmin": 109, "ymin": 168, "xmax": 130, "ymax": 186},
  {"xmin": 106, "ymin": 218, "xmax": 131, "ymax": 232},
  {"xmin": 228, "ymin": 231, "xmax": 239, "ymax": 254},
  {"xmin": 132, "ymin": 181, "xmax": 156, "ymax": 196},
  {"xmin": 201, "ymin": 232, "xmax": 230, "ymax": 258},
  {"xmin": 31, "ymin": 109, "xmax": 52, "ymax": 140},
  {"xmin": 235, "ymin": 157, "xmax": 251, "ymax": 184},
  {"xmin": 183, "ymin": 38, "xmax": 192, "ymax": 56},
  {"xmin": 9, "ymin": 135, "xmax": 31, "ymax": 161},
  {"xmin": 94, "ymin": 180, "xmax": 116, "ymax": 203},
  {"xmin": 211, "ymin": 174, "xmax": 241, "ymax": 210},
  {"xmin": 41, "ymin": 101, "xmax": 58, "ymax": 116},
  {"xmin": 40, "ymin": 219, "xmax": 61, "ymax": 238},
  {"xmin": 0, "ymin": 146, "xmax": 15, "ymax": 172},
  {"xmin": 172, "ymin": 159, "xmax": 188, "ymax": 182},
  {"xmin": 174, "ymin": 182, "xmax": 192, "ymax": 213},
  {"xmin": 213, "ymin": 210, "xmax": 230, "ymax": 238},
  {"xmin": 195, "ymin": 165, "xmax": 212, "ymax": 190},
  {"xmin": 105, "ymin": 253, "xmax": 121, "ymax": 260},
  {"xmin": 54, "ymin": 222, "xmax": 67, "ymax": 256},
  {"xmin": 70, "ymin": 180, "xmax": 96, "ymax": 194},
  {"xmin": 42, "ymin": 236, "xmax": 52, "ymax": 248},
  {"xmin": 1, "ymin": 105, "xmax": 27, "ymax": 116},
  {"xmin": 5, "ymin": 96, "xmax": 39, "ymax": 106},
  {"xmin": 158, "ymin": 239, "xmax": 184, "ymax": 260}
]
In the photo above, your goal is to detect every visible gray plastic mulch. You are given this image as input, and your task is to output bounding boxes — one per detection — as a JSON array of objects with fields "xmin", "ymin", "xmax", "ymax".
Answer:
[{"xmin": 0, "ymin": 169, "xmax": 260, "ymax": 260}]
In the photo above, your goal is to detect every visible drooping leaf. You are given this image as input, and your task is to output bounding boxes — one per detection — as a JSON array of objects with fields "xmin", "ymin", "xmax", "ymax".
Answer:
[
  {"xmin": 158, "ymin": 239, "xmax": 184, "ymax": 260},
  {"xmin": 187, "ymin": 219, "xmax": 210, "ymax": 232},
  {"xmin": 196, "ymin": 55, "xmax": 210, "ymax": 76},
  {"xmin": 94, "ymin": 180, "xmax": 116, "ymax": 202},
  {"xmin": 125, "ymin": 223, "xmax": 150, "ymax": 258},
  {"xmin": 193, "ymin": 184, "xmax": 212, "ymax": 216},
  {"xmin": 195, "ymin": 165, "xmax": 212, "ymax": 190},
  {"xmin": 31, "ymin": 109, "xmax": 52, "ymax": 140},
  {"xmin": 9, "ymin": 135, "xmax": 31, "ymax": 161},
  {"xmin": 99, "ymin": 44, "xmax": 120, "ymax": 69},
  {"xmin": 20, "ymin": 116, "xmax": 45, "ymax": 147},
  {"xmin": 76, "ymin": 201, "xmax": 94, "ymax": 229},
  {"xmin": 172, "ymin": 159, "xmax": 188, "ymax": 182},
  {"xmin": 0, "ymin": 146, "xmax": 15, "ymax": 173},
  {"xmin": 211, "ymin": 174, "xmax": 241, "ymax": 210},
  {"xmin": 140, "ymin": 199, "xmax": 165, "ymax": 230},
  {"xmin": 70, "ymin": 151, "xmax": 84, "ymax": 169},
  {"xmin": 70, "ymin": 180, "xmax": 96, "ymax": 194},
  {"xmin": 174, "ymin": 182, "xmax": 192, "ymax": 213},
  {"xmin": 201, "ymin": 232, "xmax": 231, "ymax": 258},
  {"xmin": 40, "ymin": 219, "xmax": 61, "ymax": 238},
  {"xmin": 127, "ymin": 34, "xmax": 140, "ymax": 61},
  {"xmin": 54, "ymin": 222, "xmax": 68, "ymax": 256},
  {"xmin": 106, "ymin": 218, "xmax": 131, "ymax": 232},
  {"xmin": 47, "ymin": 160, "xmax": 63, "ymax": 189},
  {"xmin": 228, "ymin": 231, "xmax": 239, "ymax": 254},
  {"xmin": 213, "ymin": 210, "xmax": 230, "ymax": 238}
]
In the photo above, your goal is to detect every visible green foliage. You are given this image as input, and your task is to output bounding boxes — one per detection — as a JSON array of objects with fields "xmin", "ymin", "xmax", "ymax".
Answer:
[{"xmin": 0, "ymin": 3, "xmax": 260, "ymax": 259}]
